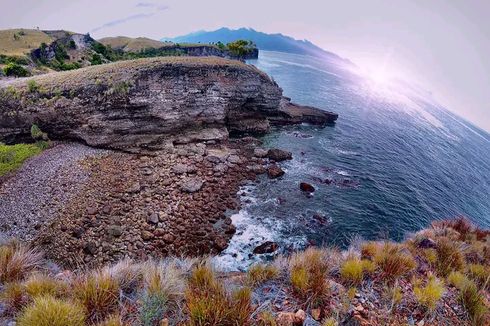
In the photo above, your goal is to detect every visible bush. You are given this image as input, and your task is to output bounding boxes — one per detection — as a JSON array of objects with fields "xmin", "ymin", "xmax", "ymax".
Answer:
[
  {"xmin": 30, "ymin": 124, "xmax": 48, "ymax": 141},
  {"xmin": 27, "ymin": 80, "xmax": 39, "ymax": 93},
  {"xmin": 413, "ymin": 276, "xmax": 445, "ymax": 311},
  {"xmin": 17, "ymin": 295, "xmax": 85, "ymax": 326},
  {"xmin": 91, "ymin": 53, "xmax": 103, "ymax": 65},
  {"xmin": 247, "ymin": 264, "xmax": 279, "ymax": 286},
  {"xmin": 373, "ymin": 243, "xmax": 416, "ymax": 280},
  {"xmin": 3, "ymin": 62, "xmax": 30, "ymax": 77}
]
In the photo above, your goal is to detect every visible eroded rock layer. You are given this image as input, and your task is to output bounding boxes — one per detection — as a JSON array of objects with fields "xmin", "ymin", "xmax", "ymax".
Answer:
[{"xmin": 0, "ymin": 57, "xmax": 337, "ymax": 151}]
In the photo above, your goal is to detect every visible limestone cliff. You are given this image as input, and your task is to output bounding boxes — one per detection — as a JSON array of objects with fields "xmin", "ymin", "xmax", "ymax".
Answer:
[{"xmin": 0, "ymin": 57, "xmax": 337, "ymax": 151}]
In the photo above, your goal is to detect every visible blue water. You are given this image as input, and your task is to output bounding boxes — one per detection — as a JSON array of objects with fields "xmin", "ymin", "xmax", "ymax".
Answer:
[{"xmin": 216, "ymin": 51, "xmax": 490, "ymax": 270}]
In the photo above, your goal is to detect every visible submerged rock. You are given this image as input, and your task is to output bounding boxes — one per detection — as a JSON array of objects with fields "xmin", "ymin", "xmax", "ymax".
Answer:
[
  {"xmin": 253, "ymin": 241, "xmax": 279, "ymax": 254},
  {"xmin": 267, "ymin": 165, "xmax": 285, "ymax": 179},
  {"xmin": 300, "ymin": 182, "xmax": 315, "ymax": 192}
]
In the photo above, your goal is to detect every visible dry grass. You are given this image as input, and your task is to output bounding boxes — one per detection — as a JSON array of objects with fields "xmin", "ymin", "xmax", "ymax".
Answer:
[
  {"xmin": 24, "ymin": 273, "xmax": 66, "ymax": 298},
  {"xmin": 247, "ymin": 263, "xmax": 279, "ymax": 286},
  {"xmin": 257, "ymin": 311, "xmax": 277, "ymax": 326},
  {"xmin": 73, "ymin": 271, "xmax": 120, "ymax": 323},
  {"xmin": 185, "ymin": 264, "xmax": 252, "ymax": 326},
  {"xmin": 447, "ymin": 271, "xmax": 470, "ymax": 290},
  {"xmin": 413, "ymin": 275, "xmax": 445, "ymax": 311},
  {"xmin": 340, "ymin": 257, "xmax": 375, "ymax": 285},
  {"xmin": 0, "ymin": 29, "xmax": 53, "ymax": 56},
  {"xmin": 467, "ymin": 264, "xmax": 490, "ymax": 290},
  {"xmin": 372, "ymin": 242, "xmax": 416, "ymax": 281},
  {"xmin": 0, "ymin": 282, "xmax": 28, "ymax": 314},
  {"xmin": 17, "ymin": 295, "xmax": 86, "ymax": 326},
  {"xmin": 289, "ymin": 248, "xmax": 331, "ymax": 307},
  {"xmin": 459, "ymin": 280, "xmax": 488, "ymax": 325},
  {"xmin": 98, "ymin": 36, "xmax": 167, "ymax": 52},
  {"xmin": 0, "ymin": 243, "xmax": 44, "ymax": 283},
  {"xmin": 434, "ymin": 237, "xmax": 465, "ymax": 277}
]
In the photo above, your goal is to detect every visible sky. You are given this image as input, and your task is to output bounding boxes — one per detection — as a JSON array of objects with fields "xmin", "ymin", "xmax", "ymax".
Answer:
[{"xmin": 1, "ymin": 0, "xmax": 489, "ymax": 131}]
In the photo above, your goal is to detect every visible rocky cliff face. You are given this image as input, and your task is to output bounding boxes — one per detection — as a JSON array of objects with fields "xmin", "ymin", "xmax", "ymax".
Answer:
[{"xmin": 0, "ymin": 57, "xmax": 336, "ymax": 151}]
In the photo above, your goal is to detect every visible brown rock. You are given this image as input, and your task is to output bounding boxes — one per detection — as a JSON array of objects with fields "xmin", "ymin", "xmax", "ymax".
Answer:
[
  {"xmin": 276, "ymin": 310, "xmax": 305, "ymax": 326},
  {"xmin": 141, "ymin": 231, "xmax": 154, "ymax": 241},
  {"xmin": 147, "ymin": 213, "xmax": 159, "ymax": 224},
  {"xmin": 300, "ymin": 182, "xmax": 315, "ymax": 192},
  {"xmin": 107, "ymin": 225, "xmax": 123, "ymax": 237},
  {"xmin": 253, "ymin": 241, "xmax": 278, "ymax": 254},
  {"xmin": 83, "ymin": 241, "xmax": 97, "ymax": 255},
  {"xmin": 87, "ymin": 206, "xmax": 97, "ymax": 215},
  {"xmin": 268, "ymin": 165, "xmax": 285, "ymax": 179},
  {"xmin": 267, "ymin": 149, "xmax": 292, "ymax": 161}
]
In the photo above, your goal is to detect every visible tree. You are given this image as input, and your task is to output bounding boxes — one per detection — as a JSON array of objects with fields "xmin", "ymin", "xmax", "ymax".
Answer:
[{"xmin": 3, "ymin": 63, "xmax": 30, "ymax": 77}]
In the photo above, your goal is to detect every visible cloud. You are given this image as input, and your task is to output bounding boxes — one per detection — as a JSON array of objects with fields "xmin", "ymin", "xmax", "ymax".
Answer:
[
  {"xmin": 136, "ymin": 2, "xmax": 168, "ymax": 11},
  {"xmin": 91, "ymin": 13, "xmax": 155, "ymax": 33}
]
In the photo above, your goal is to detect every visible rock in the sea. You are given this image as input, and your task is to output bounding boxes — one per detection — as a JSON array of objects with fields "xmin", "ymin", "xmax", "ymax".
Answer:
[
  {"xmin": 181, "ymin": 177, "xmax": 204, "ymax": 193},
  {"xmin": 267, "ymin": 165, "xmax": 285, "ymax": 179},
  {"xmin": 253, "ymin": 148, "xmax": 268, "ymax": 158},
  {"xmin": 267, "ymin": 149, "xmax": 292, "ymax": 161},
  {"xmin": 0, "ymin": 57, "xmax": 337, "ymax": 149},
  {"xmin": 300, "ymin": 182, "xmax": 315, "ymax": 192},
  {"xmin": 253, "ymin": 241, "xmax": 279, "ymax": 254}
]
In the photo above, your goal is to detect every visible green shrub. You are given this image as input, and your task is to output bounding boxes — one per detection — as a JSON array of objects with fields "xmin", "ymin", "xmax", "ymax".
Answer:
[
  {"xmin": 31, "ymin": 124, "xmax": 48, "ymax": 141},
  {"xmin": 3, "ymin": 62, "xmax": 30, "ymax": 77},
  {"xmin": 27, "ymin": 80, "xmax": 39, "ymax": 93},
  {"xmin": 91, "ymin": 53, "xmax": 103, "ymax": 65},
  {"xmin": 0, "ymin": 143, "xmax": 43, "ymax": 176}
]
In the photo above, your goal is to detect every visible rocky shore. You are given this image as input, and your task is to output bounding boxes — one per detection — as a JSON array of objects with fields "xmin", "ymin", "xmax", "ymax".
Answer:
[{"xmin": 0, "ymin": 137, "xmax": 294, "ymax": 268}]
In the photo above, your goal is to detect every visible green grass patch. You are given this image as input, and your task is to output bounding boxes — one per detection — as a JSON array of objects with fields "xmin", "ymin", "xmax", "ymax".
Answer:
[{"xmin": 0, "ymin": 143, "xmax": 44, "ymax": 176}]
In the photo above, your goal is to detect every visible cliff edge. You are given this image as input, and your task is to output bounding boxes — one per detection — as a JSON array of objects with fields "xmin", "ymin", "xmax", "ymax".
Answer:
[{"xmin": 0, "ymin": 56, "xmax": 337, "ymax": 151}]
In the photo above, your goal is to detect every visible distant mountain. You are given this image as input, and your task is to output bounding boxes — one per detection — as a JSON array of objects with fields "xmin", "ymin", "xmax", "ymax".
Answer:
[{"xmin": 163, "ymin": 27, "xmax": 348, "ymax": 62}]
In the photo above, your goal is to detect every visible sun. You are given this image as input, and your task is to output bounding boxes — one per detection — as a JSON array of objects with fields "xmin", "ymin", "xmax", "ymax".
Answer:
[{"xmin": 368, "ymin": 67, "xmax": 393, "ymax": 85}]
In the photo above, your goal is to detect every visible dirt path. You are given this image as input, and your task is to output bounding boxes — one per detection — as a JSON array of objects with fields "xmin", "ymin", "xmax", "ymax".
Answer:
[{"xmin": 0, "ymin": 142, "xmax": 109, "ymax": 241}]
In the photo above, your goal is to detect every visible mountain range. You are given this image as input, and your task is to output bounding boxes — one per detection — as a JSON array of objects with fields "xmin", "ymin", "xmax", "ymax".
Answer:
[{"xmin": 163, "ymin": 27, "xmax": 349, "ymax": 63}]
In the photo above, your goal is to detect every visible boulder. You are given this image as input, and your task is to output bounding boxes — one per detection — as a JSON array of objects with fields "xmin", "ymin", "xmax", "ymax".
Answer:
[
  {"xmin": 267, "ymin": 149, "xmax": 292, "ymax": 161},
  {"xmin": 253, "ymin": 148, "xmax": 268, "ymax": 158},
  {"xmin": 300, "ymin": 182, "xmax": 315, "ymax": 193},
  {"xmin": 147, "ymin": 213, "xmax": 159, "ymax": 224},
  {"xmin": 267, "ymin": 165, "xmax": 285, "ymax": 179},
  {"xmin": 181, "ymin": 177, "xmax": 204, "ymax": 193},
  {"xmin": 418, "ymin": 238, "xmax": 437, "ymax": 249},
  {"xmin": 171, "ymin": 163, "xmax": 196, "ymax": 174},
  {"xmin": 253, "ymin": 241, "xmax": 279, "ymax": 254}
]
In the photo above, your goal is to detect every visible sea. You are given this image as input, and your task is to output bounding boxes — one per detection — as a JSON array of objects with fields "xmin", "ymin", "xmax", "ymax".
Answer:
[{"xmin": 215, "ymin": 50, "xmax": 490, "ymax": 271}]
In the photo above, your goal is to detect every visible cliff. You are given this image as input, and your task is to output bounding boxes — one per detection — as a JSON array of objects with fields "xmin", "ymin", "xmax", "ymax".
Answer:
[{"xmin": 0, "ymin": 57, "xmax": 337, "ymax": 152}]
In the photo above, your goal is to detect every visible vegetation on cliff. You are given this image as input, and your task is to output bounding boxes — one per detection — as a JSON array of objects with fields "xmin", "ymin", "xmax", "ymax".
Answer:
[
  {"xmin": 0, "ymin": 28, "xmax": 258, "ymax": 77},
  {"xmin": 0, "ymin": 217, "xmax": 488, "ymax": 325}
]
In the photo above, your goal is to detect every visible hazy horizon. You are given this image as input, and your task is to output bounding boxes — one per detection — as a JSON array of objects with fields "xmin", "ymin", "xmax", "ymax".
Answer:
[{"xmin": 1, "ymin": 0, "xmax": 489, "ymax": 132}]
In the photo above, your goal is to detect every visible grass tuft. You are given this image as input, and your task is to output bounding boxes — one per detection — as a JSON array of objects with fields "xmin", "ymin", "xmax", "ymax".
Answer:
[
  {"xmin": 185, "ymin": 264, "xmax": 252, "ymax": 326},
  {"xmin": 434, "ymin": 237, "xmax": 465, "ymax": 277},
  {"xmin": 467, "ymin": 263, "xmax": 490, "ymax": 290},
  {"xmin": 413, "ymin": 275, "xmax": 445, "ymax": 311},
  {"xmin": 372, "ymin": 243, "xmax": 416, "ymax": 280},
  {"xmin": 340, "ymin": 257, "xmax": 374, "ymax": 285},
  {"xmin": 73, "ymin": 271, "xmax": 120, "ymax": 323},
  {"xmin": 24, "ymin": 273, "xmax": 66, "ymax": 298},
  {"xmin": 0, "ymin": 243, "xmax": 44, "ymax": 283},
  {"xmin": 17, "ymin": 295, "xmax": 86, "ymax": 326},
  {"xmin": 289, "ymin": 248, "xmax": 331, "ymax": 307},
  {"xmin": 247, "ymin": 263, "xmax": 279, "ymax": 286},
  {"xmin": 459, "ymin": 280, "xmax": 488, "ymax": 325},
  {"xmin": 447, "ymin": 271, "xmax": 470, "ymax": 290}
]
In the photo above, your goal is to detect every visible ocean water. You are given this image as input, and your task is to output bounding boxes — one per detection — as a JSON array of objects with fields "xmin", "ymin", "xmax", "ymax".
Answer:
[{"xmin": 215, "ymin": 51, "xmax": 490, "ymax": 270}]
